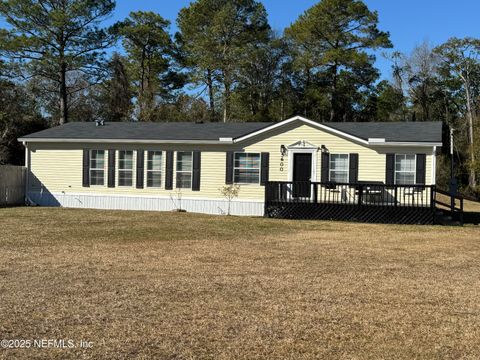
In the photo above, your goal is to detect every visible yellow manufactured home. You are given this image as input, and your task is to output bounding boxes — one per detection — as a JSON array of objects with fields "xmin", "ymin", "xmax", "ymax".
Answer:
[{"xmin": 19, "ymin": 116, "xmax": 442, "ymax": 220}]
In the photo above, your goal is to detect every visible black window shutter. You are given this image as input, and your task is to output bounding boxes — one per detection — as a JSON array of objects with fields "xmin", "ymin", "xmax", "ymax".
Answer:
[
  {"xmin": 386, "ymin": 153, "xmax": 395, "ymax": 185},
  {"xmin": 165, "ymin": 151, "xmax": 174, "ymax": 190},
  {"xmin": 349, "ymin": 153, "xmax": 359, "ymax": 183},
  {"xmin": 260, "ymin": 152, "xmax": 270, "ymax": 186},
  {"xmin": 136, "ymin": 150, "xmax": 144, "ymax": 189},
  {"xmin": 321, "ymin": 152, "xmax": 329, "ymax": 182},
  {"xmin": 108, "ymin": 150, "xmax": 115, "ymax": 188},
  {"xmin": 192, "ymin": 151, "xmax": 201, "ymax": 191},
  {"xmin": 416, "ymin": 153, "xmax": 426, "ymax": 185},
  {"xmin": 82, "ymin": 149, "xmax": 90, "ymax": 187},
  {"xmin": 225, "ymin": 151, "xmax": 234, "ymax": 184}
]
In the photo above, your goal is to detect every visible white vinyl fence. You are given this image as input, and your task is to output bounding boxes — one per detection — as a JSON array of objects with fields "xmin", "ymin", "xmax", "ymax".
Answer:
[{"xmin": 0, "ymin": 165, "xmax": 26, "ymax": 206}]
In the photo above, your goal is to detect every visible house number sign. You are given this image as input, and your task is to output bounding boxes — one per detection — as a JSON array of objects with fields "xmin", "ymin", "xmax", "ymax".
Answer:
[{"xmin": 280, "ymin": 155, "xmax": 285, "ymax": 172}]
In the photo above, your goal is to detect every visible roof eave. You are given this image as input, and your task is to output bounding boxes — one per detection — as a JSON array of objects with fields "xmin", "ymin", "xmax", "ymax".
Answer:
[
  {"xmin": 17, "ymin": 138, "xmax": 234, "ymax": 145},
  {"xmin": 368, "ymin": 141, "xmax": 442, "ymax": 147}
]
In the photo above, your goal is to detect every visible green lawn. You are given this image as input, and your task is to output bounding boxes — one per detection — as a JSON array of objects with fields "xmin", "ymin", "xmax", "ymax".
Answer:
[{"xmin": 0, "ymin": 207, "xmax": 479, "ymax": 359}]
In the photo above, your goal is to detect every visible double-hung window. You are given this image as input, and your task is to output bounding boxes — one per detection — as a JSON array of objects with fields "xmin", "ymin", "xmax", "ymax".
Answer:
[
  {"xmin": 329, "ymin": 154, "xmax": 349, "ymax": 183},
  {"xmin": 147, "ymin": 151, "xmax": 162, "ymax": 188},
  {"xmin": 176, "ymin": 152, "xmax": 192, "ymax": 188},
  {"xmin": 395, "ymin": 154, "xmax": 416, "ymax": 185},
  {"xmin": 90, "ymin": 150, "xmax": 105, "ymax": 186},
  {"xmin": 118, "ymin": 150, "xmax": 134, "ymax": 186},
  {"xmin": 234, "ymin": 153, "xmax": 260, "ymax": 184}
]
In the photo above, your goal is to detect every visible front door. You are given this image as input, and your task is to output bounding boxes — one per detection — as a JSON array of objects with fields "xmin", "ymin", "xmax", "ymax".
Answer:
[{"xmin": 293, "ymin": 153, "xmax": 312, "ymax": 198}]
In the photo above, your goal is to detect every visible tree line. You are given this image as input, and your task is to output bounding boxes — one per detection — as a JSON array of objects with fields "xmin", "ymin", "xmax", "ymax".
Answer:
[{"xmin": 0, "ymin": 0, "xmax": 479, "ymax": 197}]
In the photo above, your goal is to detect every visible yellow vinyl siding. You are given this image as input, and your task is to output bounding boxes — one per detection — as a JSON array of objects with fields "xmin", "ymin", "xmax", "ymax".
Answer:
[
  {"xmin": 28, "ymin": 144, "xmax": 234, "ymax": 199},
  {"xmin": 27, "ymin": 121, "xmax": 435, "ymax": 201},
  {"xmin": 238, "ymin": 122, "xmax": 433, "ymax": 198},
  {"xmin": 29, "ymin": 147, "xmax": 82, "ymax": 191}
]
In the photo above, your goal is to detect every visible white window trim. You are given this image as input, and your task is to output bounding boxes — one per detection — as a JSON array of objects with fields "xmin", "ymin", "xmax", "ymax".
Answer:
[
  {"xmin": 117, "ymin": 150, "xmax": 134, "ymax": 187},
  {"xmin": 329, "ymin": 153, "xmax": 350, "ymax": 183},
  {"xmin": 286, "ymin": 149, "xmax": 317, "ymax": 201},
  {"xmin": 89, "ymin": 149, "xmax": 106, "ymax": 187},
  {"xmin": 146, "ymin": 150, "xmax": 163, "ymax": 188},
  {"xmin": 394, "ymin": 154, "xmax": 417, "ymax": 185},
  {"xmin": 233, "ymin": 152, "xmax": 261, "ymax": 185},
  {"xmin": 287, "ymin": 148, "xmax": 317, "ymax": 182},
  {"xmin": 176, "ymin": 151, "xmax": 193, "ymax": 189}
]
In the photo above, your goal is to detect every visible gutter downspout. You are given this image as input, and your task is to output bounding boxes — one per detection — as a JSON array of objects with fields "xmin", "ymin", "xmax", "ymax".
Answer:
[
  {"xmin": 23, "ymin": 142, "xmax": 36, "ymax": 206},
  {"xmin": 23, "ymin": 141, "xmax": 29, "ymax": 204},
  {"xmin": 432, "ymin": 146, "xmax": 437, "ymax": 186}
]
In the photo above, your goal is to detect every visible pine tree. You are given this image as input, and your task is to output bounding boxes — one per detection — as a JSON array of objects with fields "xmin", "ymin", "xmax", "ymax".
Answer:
[
  {"xmin": 115, "ymin": 11, "xmax": 184, "ymax": 122},
  {"xmin": 285, "ymin": 0, "xmax": 392, "ymax": 121},
  {"xmin": 99, "ymin": 53, "xmax": 132, "ymax": 122},
  {"xmin": 0, "ymin": 0, "xmax": 116, "ymax": 124},
  {"xmin": 177, "ymin": 0, "xmax": 270, "ymax": 122}
]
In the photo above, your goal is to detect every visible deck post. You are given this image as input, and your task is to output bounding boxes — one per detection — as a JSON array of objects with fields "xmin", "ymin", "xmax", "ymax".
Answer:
[
  {"xmin": 430, "ymin": 186, "xmax": 435, "ymax": 223},
  {"xmin": 450, "ymin": 187, "xmax": 455, "ymax": 215},
  {"xmin": 263, "ymin": 182, "xmax": 268, "ymax": 217},
  {"xmin": 460, "ymin": 198, "xmax": 464, "ymax": 225},
  {"xmin": 358, "ymin": 185, "xmax": 363, "ymax": 206},
  {"xmin": 430, "ymin": 186, "xmax": 435, "ymax": 210}
]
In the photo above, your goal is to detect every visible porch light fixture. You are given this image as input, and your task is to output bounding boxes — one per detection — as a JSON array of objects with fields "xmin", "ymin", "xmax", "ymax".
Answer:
[
  {"xmin": 280, "ymin": 145, "xmax": 287, "ymax": 156},
  {"xmin": 321, "ymin": 145, "xmax": 329, "ymax": 153}
]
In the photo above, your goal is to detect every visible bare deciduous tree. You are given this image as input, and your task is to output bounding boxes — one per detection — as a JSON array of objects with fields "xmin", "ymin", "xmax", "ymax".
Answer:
[{"xmin": 435, "ymin": 37, "xmax": 480, "ymax": 187}]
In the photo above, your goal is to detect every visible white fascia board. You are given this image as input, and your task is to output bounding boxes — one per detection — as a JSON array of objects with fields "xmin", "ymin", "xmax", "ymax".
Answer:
[
  {"xmin": 233, "ymin": 115, "xmax": 369, "ymax": 145},
  {"xmin": 17, "ymin": 138, "xmax": 233, "ymax": 145},
  {"xmin": 368, "ymin": 138, "xmax": 386, "ymax": 143},
  {"xmin": 368, "ymin": 141, "xmax": 442, "ymax": 147},
  {"xmin": 18, "ymin": 136, "xmax": 440, "ymax": 147}
]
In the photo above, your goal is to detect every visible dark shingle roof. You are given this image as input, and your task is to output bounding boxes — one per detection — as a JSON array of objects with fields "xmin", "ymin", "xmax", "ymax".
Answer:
[
  {"xmin": 20, "ymin": 120, "xmax": 443, "ymax": 143},
  {"xmin": 21, "ymin": 121, "xmax": 273, "ymax": 141},
  {"xmin": 327, "ymin": 121, "xmax": 443, "ymax": 143}
]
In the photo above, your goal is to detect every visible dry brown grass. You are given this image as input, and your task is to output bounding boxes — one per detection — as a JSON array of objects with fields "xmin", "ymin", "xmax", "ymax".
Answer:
[
  {"xmin": 0, "ymin": 207, "xmax": 479, "ymax": 359},
  {"xmin": 463, "ymin": 198, "xmax": 480, "ymax": 212},
  {"xmin": 436, "ymin": 193, "xmax": 480, "ymax": 212}
]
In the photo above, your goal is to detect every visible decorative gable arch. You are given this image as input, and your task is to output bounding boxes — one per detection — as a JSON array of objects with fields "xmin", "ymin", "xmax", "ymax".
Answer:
[{"xmin": 287, "ymin": 140, "xmax": 319, "ymax": 150}]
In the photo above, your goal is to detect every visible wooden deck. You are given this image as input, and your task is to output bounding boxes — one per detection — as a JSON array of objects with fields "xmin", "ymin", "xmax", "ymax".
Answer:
[{"xmin": 264, "ymin": 181, "xmax": 461, "ymax": 225}]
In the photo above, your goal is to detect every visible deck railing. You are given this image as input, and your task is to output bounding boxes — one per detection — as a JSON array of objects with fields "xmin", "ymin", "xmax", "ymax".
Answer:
[
  {"xmin": 265, "ymin": 181, "xmax": 435, "ymax": 209},
  {"xmin": 434, "ymin": 188, "xmax": 464, "ymax": 225}
]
